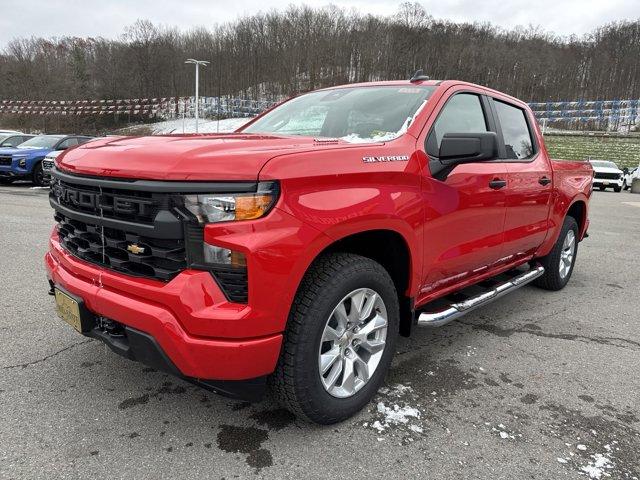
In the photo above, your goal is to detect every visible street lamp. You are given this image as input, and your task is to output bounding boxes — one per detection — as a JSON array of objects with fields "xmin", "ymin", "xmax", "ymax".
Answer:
[{"xmin": 185, "ymin": 58, "xmax": 210, "ymax": 133}]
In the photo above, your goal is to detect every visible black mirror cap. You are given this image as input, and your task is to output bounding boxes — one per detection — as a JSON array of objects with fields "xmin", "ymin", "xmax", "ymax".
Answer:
[{"xmin": 439, "ymin": 132, "xmax": 498, "ymax": 165}]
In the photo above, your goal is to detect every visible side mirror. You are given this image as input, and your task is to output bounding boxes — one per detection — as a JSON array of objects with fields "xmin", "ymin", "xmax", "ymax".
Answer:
[
  {"xmin": 439, "ymin": 132, "xmax": 498, "ymax": 165},
  {"xmin": 623, "ymin": 168, "xmax": 629, "ymax": 175},
  {"xmin": 429, "ymin": 132, "xmax": 498, "ymax": 179}
]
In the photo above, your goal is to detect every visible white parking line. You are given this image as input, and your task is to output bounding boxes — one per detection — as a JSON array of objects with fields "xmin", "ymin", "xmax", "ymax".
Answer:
[{"xmin": 621, "ymin": 202, "xmax": 640, "ymax": 208}]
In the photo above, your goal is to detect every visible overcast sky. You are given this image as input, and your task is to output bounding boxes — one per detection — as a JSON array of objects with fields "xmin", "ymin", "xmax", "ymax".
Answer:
[{"xmin": 1, "ymin": 0, "xmax": 638, "ymax": 46}]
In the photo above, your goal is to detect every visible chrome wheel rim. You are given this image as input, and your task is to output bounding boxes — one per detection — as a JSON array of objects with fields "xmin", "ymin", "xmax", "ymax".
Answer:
[
  {"xmin": 318, "ymin": 288, "xmax": 388, "ymax": 398},
  {"xmin": 559, "ymin": 230, "xmax": 576, "ymax": 279}
]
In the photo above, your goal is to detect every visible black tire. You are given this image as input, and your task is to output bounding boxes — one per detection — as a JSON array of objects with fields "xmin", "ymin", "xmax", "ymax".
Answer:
[
  {"xmin": 0, "ymin": 178, "xmax": 14, "ymax": 185},
  {"xmin": 533, "ymin": 216, "xmax": 579, "ymax": 291},
  {"xmin": 270, "ymin": 252, "xmax": 399, "ymax": 424},
  {"xmin": 598, "ymin": 185, "xmax": 606, "ymax": 191},
  {"xmin": 32, "ymin": 162, "xmax": 45, "ymax": 187},
  {"xmin": 623, "ymin": 181, "xmax": 628, "ymax": 190},
  {"xmin": 613, "ymin": 185, "xmax": 622, "ymax": 192}
]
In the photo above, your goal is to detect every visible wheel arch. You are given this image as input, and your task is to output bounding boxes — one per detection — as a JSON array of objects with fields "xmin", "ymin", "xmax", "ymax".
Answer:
[{"xmin": 293, "ymin": 227, "xmax": 417, "ymax": 338}]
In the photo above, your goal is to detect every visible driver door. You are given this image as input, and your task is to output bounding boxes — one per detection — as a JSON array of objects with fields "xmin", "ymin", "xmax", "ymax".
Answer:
[{"xmin": 417, "ymin": 89, "xmax": 508, "ymax": 301}]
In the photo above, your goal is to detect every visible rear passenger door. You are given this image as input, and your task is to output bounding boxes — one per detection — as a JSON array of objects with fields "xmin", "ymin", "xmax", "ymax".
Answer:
[{"xmin": 490, "ymin": 98, "xmax": 552, "ymax": 259}]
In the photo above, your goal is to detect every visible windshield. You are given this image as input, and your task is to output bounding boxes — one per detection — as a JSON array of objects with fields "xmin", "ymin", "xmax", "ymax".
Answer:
[
  {"xmin": 590, "ymin": 160, "xmax": 618, "ymax": 169},
  {"xmin": 242, "ymin": 86, "xmax": 435, "ymax": 142},
  {"xmin": 18, "ymin": 136, "xmax": 63, "ymax": 149}
]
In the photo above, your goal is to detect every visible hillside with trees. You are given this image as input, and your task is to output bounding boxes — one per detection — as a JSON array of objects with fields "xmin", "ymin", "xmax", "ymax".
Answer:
[{"xmin": 1, "ymin": 3, "xmax": 639, "ymax": 105}]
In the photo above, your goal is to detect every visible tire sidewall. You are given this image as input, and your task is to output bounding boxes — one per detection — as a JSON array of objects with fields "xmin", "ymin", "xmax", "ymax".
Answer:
[
  {"xmin": 32, "ymin": 162, "xmax": 44, "ymax": 187},
  {"xmin": 294, "ymin": 261, "xmax": 399, "ymax": 421}
]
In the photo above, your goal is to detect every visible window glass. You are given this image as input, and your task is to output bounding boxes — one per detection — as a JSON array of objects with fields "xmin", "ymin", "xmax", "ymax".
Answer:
[
  {"xmin": 433, "ymin": 94, "xmax": 488, "ymax": 148},
  {"xmin": 58, "ymin": 138, "xmax": 79, "ymax": 149},
  {"xmin": 494, "ymin": 100, "xmax": 535, "ymax": 159},
  {"xmin": 243, "ymin": 86, "xmax": 435, "ymax": 142}
]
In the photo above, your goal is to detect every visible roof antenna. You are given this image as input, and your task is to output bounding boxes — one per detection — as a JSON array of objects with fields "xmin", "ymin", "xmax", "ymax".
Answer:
[{"xmin": 409, "ymin": 69, "xmax": 430, "ymax": 82}]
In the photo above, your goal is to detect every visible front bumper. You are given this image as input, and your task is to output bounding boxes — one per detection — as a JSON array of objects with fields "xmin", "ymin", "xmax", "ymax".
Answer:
[
  {"xmin": 45, "ymin": 236, "xmax": 283, "ymax": 384},
  {"xmin": 593, "ymin": 178, "xmax": 623, "ymax": 188}
]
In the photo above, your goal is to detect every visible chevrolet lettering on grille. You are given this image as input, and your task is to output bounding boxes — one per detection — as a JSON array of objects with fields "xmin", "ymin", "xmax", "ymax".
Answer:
[{"xmin": 53, "ymin": 183, "xmax": 153, "ymax": 216}]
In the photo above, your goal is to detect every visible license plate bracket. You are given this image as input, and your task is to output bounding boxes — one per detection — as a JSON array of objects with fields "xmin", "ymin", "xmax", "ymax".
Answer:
[{"xmin": 54, "ymin": 287, "xmax": 93, "ymax": 333}]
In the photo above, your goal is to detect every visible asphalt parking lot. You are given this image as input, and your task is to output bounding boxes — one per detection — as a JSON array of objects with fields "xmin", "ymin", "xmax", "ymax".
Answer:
[{"xmin": 0, "ymin": 183, "xmax": 638, "ymax": 480}]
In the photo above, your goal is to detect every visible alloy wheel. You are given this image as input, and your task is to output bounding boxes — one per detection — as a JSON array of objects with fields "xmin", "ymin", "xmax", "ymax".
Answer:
[
  {"xmin": 559, "ymin": 229, "xmax": 576, "ymax": 279},
  {"xmin": 318, "ymin": 288, "xmax": 388, "ymax": 398}
]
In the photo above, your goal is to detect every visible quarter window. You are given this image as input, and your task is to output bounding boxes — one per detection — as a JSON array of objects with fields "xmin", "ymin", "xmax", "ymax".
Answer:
[
  {"xmin": 494, "ymin": 100, "xmax": 535, "ymax": 160},
  {"xmin": 432, "ymin": 93, "xmax": 488, "ymax": 149}
]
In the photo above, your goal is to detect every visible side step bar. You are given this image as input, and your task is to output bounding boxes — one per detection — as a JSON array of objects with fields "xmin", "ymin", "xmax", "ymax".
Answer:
[{"xmin": 417, "ymin": 266, "xmax": 545, "ymax": 327}]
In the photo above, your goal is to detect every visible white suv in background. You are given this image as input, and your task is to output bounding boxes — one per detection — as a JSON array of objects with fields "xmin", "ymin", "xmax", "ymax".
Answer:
[
  {"xmin": 589, "ymin": 160, "xmax": 624, "ymax": 192},
  {"xmin": 622, "ymin": 164, "xmax": 639, "ymax": 190}
]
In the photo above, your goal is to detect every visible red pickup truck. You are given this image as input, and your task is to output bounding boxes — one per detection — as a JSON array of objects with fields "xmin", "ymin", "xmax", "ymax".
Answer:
[{"xmin": 46, "ymin": 78, "xmax": 592, "ymax": 424}]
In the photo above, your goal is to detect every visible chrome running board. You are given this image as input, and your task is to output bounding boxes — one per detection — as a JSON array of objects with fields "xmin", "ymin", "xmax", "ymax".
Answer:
[{"xmin": 417, "ymin": 266, "xmax": 545, "ymax": 327}]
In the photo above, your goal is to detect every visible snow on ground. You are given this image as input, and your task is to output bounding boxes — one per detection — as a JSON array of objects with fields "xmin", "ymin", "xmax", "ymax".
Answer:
[{"xmin": 147, "ymin": 117, "xmax": 252, "ymax": 134}]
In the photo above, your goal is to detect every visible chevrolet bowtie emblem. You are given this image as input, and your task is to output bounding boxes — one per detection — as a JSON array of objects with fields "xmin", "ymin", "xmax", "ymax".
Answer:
[{"xmin": 127, "ymin": 244, "xmax": 145, "ymax": 255}]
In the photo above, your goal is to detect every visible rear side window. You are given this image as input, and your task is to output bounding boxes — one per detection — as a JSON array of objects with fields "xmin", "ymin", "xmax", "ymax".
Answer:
[
  {"xmin": 432, "ymin": 93, "xmax": 488, "ymax": 148},
  {"xmin": 494, "ymin": 100, "xmax": 535, "ymax": 160}
]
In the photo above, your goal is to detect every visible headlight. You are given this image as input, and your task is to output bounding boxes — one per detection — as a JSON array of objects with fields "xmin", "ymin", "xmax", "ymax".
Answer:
[
  {"xmin": 15, "ymin": 156, "xmax": 28, "ymax": 168},
  {"xmin": 182, "ymin": 181, "xmax": 279, "ymax": 224}
]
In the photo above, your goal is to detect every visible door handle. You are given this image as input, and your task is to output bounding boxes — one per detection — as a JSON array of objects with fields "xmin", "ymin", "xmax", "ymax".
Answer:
[
  {"xmin": 538, "ymin": 176, "xmax": 552, "ymax": 186},
  {"xmin": 489, "ymin": 179, "xmax": 507, "ymax": 190}
]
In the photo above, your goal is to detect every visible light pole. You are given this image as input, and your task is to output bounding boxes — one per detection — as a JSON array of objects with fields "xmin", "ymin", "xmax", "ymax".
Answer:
[{"xmin": 185, "ymin": 58, "xmax": 210, "ymax": 133}]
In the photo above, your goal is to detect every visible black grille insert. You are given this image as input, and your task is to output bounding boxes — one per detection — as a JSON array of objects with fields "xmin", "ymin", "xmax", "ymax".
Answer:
[
  {"xmin": 594, "ymin": 172, "xmax": 620, "ymax": 180},
  {"xmin": 55, "ymin": 212, "xmax": 187, "ymax": 281},
  {"xmin": 210, "ymin": 265, "xmax": 249, "ymax": 303},
  {"xmin": 0, "ymin": 156, "xmax": 11, "ymax": 166}
]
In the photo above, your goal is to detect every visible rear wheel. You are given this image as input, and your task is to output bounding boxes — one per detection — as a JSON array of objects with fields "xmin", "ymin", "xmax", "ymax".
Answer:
[
  {"xmin": 270, "ymin": 253, "xmax": 399, "ymax": 424},
  {"xmin": 32, "ymin": 162, "xmax": 45, "ymax": 187},
  {"xmin": 533, "ymin": 216, "xmax": 579, "ymax": 291},
  {"xmin": 623, "ymin": 180, "xmax": 628, "ymax": 190},
  {"xmin": 613, "ymin": 185, "xmax": 622, "ymax": 192}
]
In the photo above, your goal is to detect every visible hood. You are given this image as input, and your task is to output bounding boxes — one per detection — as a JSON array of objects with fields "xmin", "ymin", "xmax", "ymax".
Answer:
[
  {"xmin": 57, "ymin": 134, "xmax": 367, "ymax": 181},
  {"xmin": 591, "ymin": 165, "xmax": 622, "ymax": 174},
  {"xmin": 0, "ymin": 146, "xmax": 51, "ymax": 157}
]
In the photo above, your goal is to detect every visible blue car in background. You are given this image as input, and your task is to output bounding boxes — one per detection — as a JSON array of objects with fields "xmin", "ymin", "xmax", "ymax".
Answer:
[{"xmin": 0, "ymin": 134, "xmax": 93, "ymax": 186}]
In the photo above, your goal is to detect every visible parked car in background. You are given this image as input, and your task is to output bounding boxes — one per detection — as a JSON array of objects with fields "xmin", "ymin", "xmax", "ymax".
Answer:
[
  {"xmin": 0, "ymin": 129, "xmax": 22, "ymax": 136},
  {"xmin": 0, "ymin": 133, "xmax": 35, "ymax": 148},
  {"xmin": 589, "ymin": 160, "xmax": 624, "ymax": 192},
  {"xmin": 0, "ymin": 134, "xmax": 93, "ymax": 186},
  {"xmin": 622, "ymin": 165, "xmax": 639, "ymax": 190},
  {"xmin": 41, "ymin": 150, "xmax": 63, "ymax": 185}
]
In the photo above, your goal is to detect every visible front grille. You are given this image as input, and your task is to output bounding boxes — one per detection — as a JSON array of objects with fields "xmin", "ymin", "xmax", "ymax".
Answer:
[
  {"xmin": 0, "ymin": 156, "xmax": 11, "ymax": 166},
  {"xmin": 50, "ymin": 172, "xmax": 251, "ymax": 302},
  {"xmin": 55, "ymin": 212, "xmax": 187, "ymax": 281},
  {"xmin": 595, "ymin": 172, "xmax": 621, "ymax": 180},
  {"xmin": 42, "ymin": 159, "xmax": 54, "ymax": 170}
]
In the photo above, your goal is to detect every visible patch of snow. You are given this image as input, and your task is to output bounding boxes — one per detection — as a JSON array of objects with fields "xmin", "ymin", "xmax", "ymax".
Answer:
[
  {"xmin": 409, "ymin": 425, "xmax": 423, "ymax": 433},
  {"xmin": 557, "ymin": 458, "xmax": 569, "ymax": 464},
  {"xmin": 376, "ymin": 402, "xmax": 420, "ymax": 425},
  {"xmin": 580, "ymin": 454, "xmax": 613, "ymax": 479},
  {"xmin": 499, "ymin": 431, "xmax": 509, "ymax": 439},
  {"xmin": 371, "ymin": 420, "xmax": 385, "ymax": 432},
  {"xmin": 146, "ymin": 117, "xmax": 252, "ymax": 135},
  {"xmin": 577, "ymin": 444, "xmax": 587, "ymax": 451}
]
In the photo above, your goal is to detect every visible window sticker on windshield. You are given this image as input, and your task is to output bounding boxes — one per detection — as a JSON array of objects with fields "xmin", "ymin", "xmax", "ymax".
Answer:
[{"xmin": 397, "ymin": 88, "xmax": 423, "ymax": 93}]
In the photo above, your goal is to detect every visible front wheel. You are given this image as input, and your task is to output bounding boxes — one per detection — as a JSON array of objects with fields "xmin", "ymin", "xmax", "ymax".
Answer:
[
  {"xmin": 32, "ymin": 162, "xmax": 45, "ymax": 187},
  {"xmin": 613, "ymin": 185, "xmax": 622, "ymax": 192},
  {"xmin": 270, "ymin": 253, "xmax": 399, "ymax": 424},
  {"xmin": 598, "ymin": 185, "xmax": 606, "ymax": 191},
  {"xmin": 533, "ymin": 216, "xmax": 579, "ymax": 291}
]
